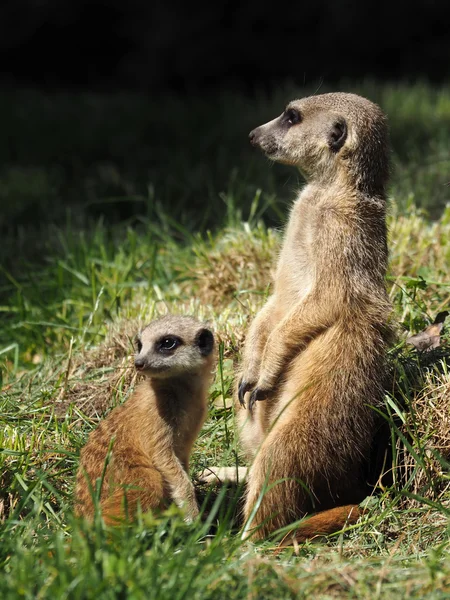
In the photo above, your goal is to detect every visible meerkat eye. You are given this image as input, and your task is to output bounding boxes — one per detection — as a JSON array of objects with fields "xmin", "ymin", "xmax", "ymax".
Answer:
[
  {"xmin": 157, "ymin": 336, "xmax": 181, "ymax": 354},
  {"xmin": 284, "ymin": 108, "xmax": 301, "ymax": 126},
  {"xmin": 135, "ymin": 337, "xmax": 142, "ymax": 353}
]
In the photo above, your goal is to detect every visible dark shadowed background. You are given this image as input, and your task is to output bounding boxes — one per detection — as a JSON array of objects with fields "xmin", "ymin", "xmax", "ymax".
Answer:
[
  {"xmin": 0, "ymin": 0, "xmax": 449, "ymax": 251},
  {"xmin": 1, "ymin": 0, "xmax": 450, "ymax": 90}
]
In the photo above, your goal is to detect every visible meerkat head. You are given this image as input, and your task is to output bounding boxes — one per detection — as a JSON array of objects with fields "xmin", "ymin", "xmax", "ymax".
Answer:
[
  {"xmin": 249, "ymin": 92, "xmax": 389, "ymax": 196},
  {"xmin": 134, "ymin": 315, "xmax": 215, "ymax": 379}
]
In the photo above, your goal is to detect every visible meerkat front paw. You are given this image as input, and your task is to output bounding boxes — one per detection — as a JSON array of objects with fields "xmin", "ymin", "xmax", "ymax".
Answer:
[
  {"xmin": 238, "ymin": 360, "xmax": 264, "ymax": 407},
  {"xmin": 183, "ymin": 498, "xmax": 200, "ymax": 523},
  {"xmin": 238, "ymin": 373, "xmax": 273, "ymax": 411}
]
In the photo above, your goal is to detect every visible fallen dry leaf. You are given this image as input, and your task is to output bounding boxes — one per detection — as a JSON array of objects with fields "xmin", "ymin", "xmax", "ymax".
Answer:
[{"xmin": 406, "ymin": 311, "xmax": 449, "ymax": 351}]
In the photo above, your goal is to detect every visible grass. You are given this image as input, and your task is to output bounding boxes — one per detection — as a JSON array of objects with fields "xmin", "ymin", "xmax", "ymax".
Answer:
[{"xmin": 1, "ymin": 81, "xmax": 450, "ymax": 598}]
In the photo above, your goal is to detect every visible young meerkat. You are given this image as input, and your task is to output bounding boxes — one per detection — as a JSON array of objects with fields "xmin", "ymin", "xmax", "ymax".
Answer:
[
  {"xmin": 75, "ymin": 315, "xmax": 215, "ymax": 525},
  {"xmin": 204, "ymin": 92, "xmax": 394, "ymax": 543}
]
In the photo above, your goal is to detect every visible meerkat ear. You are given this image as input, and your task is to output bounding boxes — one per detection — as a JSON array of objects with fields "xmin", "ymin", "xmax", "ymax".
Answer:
[
  {"xmin": 195, "ymin": 328, "xmax": 214, "ymax": 356},
  {"xmin": 328, "ymin": 118, "xmax": 347, "ymax": 153}
]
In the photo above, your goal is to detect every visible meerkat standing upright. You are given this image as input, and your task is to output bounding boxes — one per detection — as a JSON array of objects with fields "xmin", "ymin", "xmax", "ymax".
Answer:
[
  {"xmin": 204, "ymin": 92, "xmax": 394, "ymax": 542},
  {"xmin": 75, "ymin": 315, "xmax": 215, "ymax": 524}
]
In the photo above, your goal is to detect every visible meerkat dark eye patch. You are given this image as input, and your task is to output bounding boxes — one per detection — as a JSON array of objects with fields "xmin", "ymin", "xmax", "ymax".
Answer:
[
  {"xmin": 195, "ymin": 328, "xmax": 214, "ymax": 356},
  {"xmin": 328, "ymin": 118, "xmax": 347, "ymax": 152},
  {"xmin": 282, "ymin": 108, "xmax": 301, "ymax": 126},
  {"xmin": 156, "ymin": 336, "xmax": 182, "ymax": 354},
  {"xmin": 135, "ymin": 336, "xmax": 143, "ymax": 353}
]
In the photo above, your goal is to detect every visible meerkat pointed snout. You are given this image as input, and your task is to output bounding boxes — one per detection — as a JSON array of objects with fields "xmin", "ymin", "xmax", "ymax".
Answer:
[
  {"xmin": 75, "ymin": 315, "xmax": 215, "ymax": 525},
  {"xmin": 248, "ymin": 128, "xmax": 259, "ymax": 146}
]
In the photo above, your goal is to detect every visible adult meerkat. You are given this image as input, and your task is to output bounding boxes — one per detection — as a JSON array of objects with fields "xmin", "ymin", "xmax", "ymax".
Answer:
[
  {"xmin": 75, "ymin": 315, "xmax": 215, "ymax": 525},
  {"xmin": 206, "ymin": 92, "xmax": 394, "ymax": 542}
]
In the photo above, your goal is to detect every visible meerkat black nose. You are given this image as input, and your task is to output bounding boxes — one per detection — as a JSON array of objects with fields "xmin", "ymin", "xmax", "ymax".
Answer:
[
  {"xmin": 134, "ymin": 357, "xmax": 145, "ymax": 370},
  {"xmin": 249, "ymin": 128, "xmax": 259, "ymax": 146}
]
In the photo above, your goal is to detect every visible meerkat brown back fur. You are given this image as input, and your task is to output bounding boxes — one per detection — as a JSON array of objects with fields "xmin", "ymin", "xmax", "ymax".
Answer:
[
  {"xmin": 236, "ymin": 92, "xmax": 394, "ymax": 542},
  {"xmin": 75, "ymin": 315, "xmax": 214, "ymax": 524}
]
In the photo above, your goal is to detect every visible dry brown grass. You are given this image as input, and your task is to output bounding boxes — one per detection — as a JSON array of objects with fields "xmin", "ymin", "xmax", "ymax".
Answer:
[
  {"xmin": 390, "ymin": 207, "xmax": 450, "ymax": 279},
  {"xmin": 395, "ymin": 362, "xmax": 450, "ymax": 505},
  {"xmin": 181, "ymin": 225, "xmax": 277, "ymax": 308},
  {"xmin": 55, "ymin": 317, "xmax": 141, "ymax": 418}
]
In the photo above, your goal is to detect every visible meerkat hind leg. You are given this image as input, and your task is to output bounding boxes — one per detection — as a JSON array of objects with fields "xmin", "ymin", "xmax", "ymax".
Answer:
[{"xmin": 198, "ymin": 466, "xmax": 249, "ymax": 485}]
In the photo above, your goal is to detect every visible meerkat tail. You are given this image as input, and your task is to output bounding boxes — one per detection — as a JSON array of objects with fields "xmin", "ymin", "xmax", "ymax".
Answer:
[{"xmin": 277, "ymin": 505, "xmax": 363, "ymax": 548}]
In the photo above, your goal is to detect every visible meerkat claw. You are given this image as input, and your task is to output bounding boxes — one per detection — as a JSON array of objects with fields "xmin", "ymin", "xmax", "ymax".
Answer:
[
  {"xmin": 238, "ymin": 380, "xmax": 253, "ymax": 407},
  {"xmin": 248, "ymin": 390, "xmax": 258, "ymax": 412}
]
